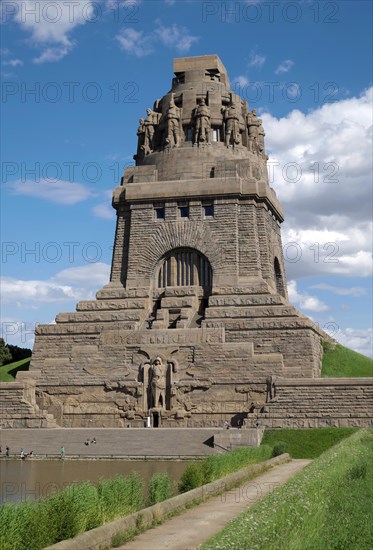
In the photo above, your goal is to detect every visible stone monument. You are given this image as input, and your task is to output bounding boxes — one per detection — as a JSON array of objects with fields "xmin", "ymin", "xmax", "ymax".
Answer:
[{"xmin": 5, "ymin": 56, "xmax": 371, "ymax": 430}]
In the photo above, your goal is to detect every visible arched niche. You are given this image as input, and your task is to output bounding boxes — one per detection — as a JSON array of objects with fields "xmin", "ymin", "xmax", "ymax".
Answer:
[{"xmin": 156, "ymin": 248, "xmax": 213, "ymax": 292}]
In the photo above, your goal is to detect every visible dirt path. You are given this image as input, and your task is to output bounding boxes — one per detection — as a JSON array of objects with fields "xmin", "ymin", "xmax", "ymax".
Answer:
[{"xmin": 118, "ymin": 459, "xmax": 311, "ymax": 550}]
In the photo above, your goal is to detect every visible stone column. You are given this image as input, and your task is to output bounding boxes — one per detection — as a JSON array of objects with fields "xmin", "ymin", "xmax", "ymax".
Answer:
[
  {"xmin": 193, "ymin": 251, "xmax": 199, "ymax": 286},
  {"xmin": 170, "ymin": 254, "xmax": 177, "ymax": 286}
]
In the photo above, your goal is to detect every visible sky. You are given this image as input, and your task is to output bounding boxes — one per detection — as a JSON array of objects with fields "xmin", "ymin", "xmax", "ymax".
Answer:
[{"xmin": 1, "ymin": 0, "xmax": 372, "ymax": 357}]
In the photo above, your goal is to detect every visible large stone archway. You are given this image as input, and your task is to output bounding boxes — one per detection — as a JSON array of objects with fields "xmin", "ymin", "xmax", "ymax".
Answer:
[{"xmin": 156, "ymin": 247, "xmax": 212, "ymax": 291}]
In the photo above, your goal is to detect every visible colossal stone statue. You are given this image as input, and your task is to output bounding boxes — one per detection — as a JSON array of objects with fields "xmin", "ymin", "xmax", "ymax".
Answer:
[
  {"xmin": 223, "ymin": 102, "xmax": 241, "ymax": 147},
  {"xmin": 257, "ymin": 117, "xmax": 266, "ymax": 158},
  {"xmin": 165, "ymin": 94, "xmax": 182, "ymax": 147},
  {"xmin": 135, "ymin": 118, "xmax": 146, "ymax": 161},
  {"xmin": 247, "ymin": 109, "xmax": 267, "ymax": 158},
  {"xmin": 246, "ymin": 109, "xmax": 260, "ymax": 153},
  {"xmin": 193, "ymin": 98, "xmax": 211, "ymax": 145},
  {"xmin": 150, "ymin": 356, "xmax": 167, "ymax": 409},
  {"xmin": 143, "ymin": 108, "xmax": 160, "ymax": 154}
]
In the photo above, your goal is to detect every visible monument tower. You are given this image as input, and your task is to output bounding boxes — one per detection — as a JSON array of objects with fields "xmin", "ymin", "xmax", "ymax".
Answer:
[{"xmin": 19, "ymin": 56, "xmax": 331, "ymax": 428}]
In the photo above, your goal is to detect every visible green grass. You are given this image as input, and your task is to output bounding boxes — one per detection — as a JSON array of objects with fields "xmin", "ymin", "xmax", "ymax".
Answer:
[
  {"xmin": 148, "ymin": 473, "xmax": 173, "ymax": 506},
  {"xmin": 0, "ymin": 473, "xmax": 144, "ymax": 550},
  {"xmin": 178, "ymin": 445, "xmax": 273, "ymax": 493},
  {"xmin": 203, "ymin": 429, "xmax": 373, "ymax": 550},
  {"xmin": 0, "ymin": 357, "xmax": 31, "ymax": 382},
  {"xmin": 261, "ymin": 428, "xmax": 358, "ymax": 459},
  {"xmin": 322, "ymin": 342, "xmax": 373, "ymax": 377}
]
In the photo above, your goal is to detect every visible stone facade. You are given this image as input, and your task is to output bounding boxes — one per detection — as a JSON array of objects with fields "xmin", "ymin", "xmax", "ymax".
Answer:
[
  {"xmin": 4, "ymin": 55, "xmax": 371, "ymax": 429},
  {"xmin": 0, "ymin": 380, "xmax": 57, "ymax": 428},
  {"xmin": 248, "ymin": 378, "xmax": 373, "ymax": 429}
]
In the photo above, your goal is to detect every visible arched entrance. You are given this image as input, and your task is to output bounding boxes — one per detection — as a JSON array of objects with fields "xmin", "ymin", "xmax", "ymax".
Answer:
[
  {"xmin": 153, "ymin": 248, "xmax": 212, "ymax": 329},
  {"xmin": 157, "ymin": 248, "xmax": 212, "ymax": 290}
]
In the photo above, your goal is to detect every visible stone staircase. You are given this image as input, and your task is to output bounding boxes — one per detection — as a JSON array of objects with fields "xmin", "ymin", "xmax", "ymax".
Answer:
[
  {"xmin": 247, "ymin": 378, "xmax": 373, "ymax": 428},
  {"xmin": 143, "ymin": 288, "xmax": 206, "ymax": 330},
  {"xmin": 0, "ymin": 428, "xmax": 221, "ymax": 457}
]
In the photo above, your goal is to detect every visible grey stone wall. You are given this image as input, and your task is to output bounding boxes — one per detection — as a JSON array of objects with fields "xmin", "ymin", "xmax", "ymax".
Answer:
[{"xmin": 250, "ymin": 378, "xmax": 373, "ymax": 429}]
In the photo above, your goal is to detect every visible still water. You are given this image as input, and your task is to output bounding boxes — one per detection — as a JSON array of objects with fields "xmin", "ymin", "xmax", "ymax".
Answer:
[{"xmin": 0, "ymin": 459, "xmax": 190, "ymax": 504}]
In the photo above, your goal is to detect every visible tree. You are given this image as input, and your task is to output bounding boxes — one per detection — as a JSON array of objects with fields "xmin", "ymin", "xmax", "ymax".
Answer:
[
  {"xmin": 0, "ymin": 338, "xmax": 12, "ymax": 366},
  {"xmin": 6, "ymin": 344, "xmax": 32, "ymax": 363}
]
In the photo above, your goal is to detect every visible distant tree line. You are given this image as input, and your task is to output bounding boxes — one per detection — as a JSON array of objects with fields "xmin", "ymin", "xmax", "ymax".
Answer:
[{"xmin": 0, "ymin": 338, "xmax": 32, "ymax": 366}]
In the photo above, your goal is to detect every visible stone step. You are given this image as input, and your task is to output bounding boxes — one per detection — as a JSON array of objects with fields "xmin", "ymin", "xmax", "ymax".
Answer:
[
  {"xmin": 95, "ymin": 288, "xmax": 150, "ymax": 300},
  {"xmin": 55, "ymin": 311, "xmax": 143, "ymax": 323},
  {"xmin": 203, "ymin": 318, "xmax": 316, "ymax": 330},
  {"xmin": 208, "ymin": 294, "xmax": 287, "ymax": 307},
  {"xmin": 205, "ymin": 305, "xmax": 299, "ymax": 320},
  {"xmin": 0, "ymin": 428, "xmax": 222, "ymax": 457},
  {"xmin": 35, "ymin": 321, "xmax": 140, "ymax": 336},
  {"xmin": 76, "ymin": 298, "xmax": 150, "ymax": 311}
]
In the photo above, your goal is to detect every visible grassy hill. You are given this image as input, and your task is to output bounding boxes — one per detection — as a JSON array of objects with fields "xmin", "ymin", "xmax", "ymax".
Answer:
[
  {"xmin": 204, "ymin": 429, "xmax": 373, "ymax": 550},
  {"xmin": 322, "ymin": 341, "xmax": 373, "ymax": 377},
  {"xmin": 261, "ymin": 427, "xmax": 358, "ymax": 459},
  {"xmin": 0, "ymin": 358, "xmax": 31, "ymax": 382}
]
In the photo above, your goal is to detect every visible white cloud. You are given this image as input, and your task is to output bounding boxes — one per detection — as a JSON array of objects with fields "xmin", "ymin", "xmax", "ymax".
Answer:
[
  {"xmin": 262, "ymin": 87, "xmax": 373, "ymax": 279},
  {"xmin": 333, "ymin": 251, "xmax": 372, "ymax": 277},
  {"xmin": 7, "ymin": 179, "xmax": 94, "ymax": 205},
  {"xmin": 33, "ymin": 46, "xmax": 69, "ymax": 64},
  {"xmin": 10, "ymin": 1, "xmax": 95, "ymax": 63},
  {"xmin": 310, "ymin": 284, "xmax": 367, "ymax": 297},
  {"xmin": 1, "ymin": 263, "xmax": 111, "ymax": 305},
  {"xmin": 1, "ymin": 277, "xmax": 86, "ymax": 303},
  {"xmin": 115, "ymin": 28, "xmax": 153, "ymax": 57},
  {"xmin": 154, "ymin": 21, "xmax": 199, "ymax": 53},
  {"xmin": 275, "ymin": 59, "xmax": 294, "ymax": 74},
  {"xmin": 92, "ymin": 203, "xmax": 115, "ymax": 220},
  {"xmin": 53, "ymin": 262, "xmax": 111, "ymax": 286},
  {"xmin": 248, "ymin": 50, "xmax": 266, "ymax": 68},
  {"xmin": 288, "ymin": 280, "xmax": 329, "ymax": 312},
  {"xmin": 335, "ymin": 328, "xmax": 373, "ymax": 359},
  {"xmin": 116, "ymin": 21, "xmax": 198, "ymax": 57},
  {"xmin": 282, "ymin": 226, "xmax": 373, "ymax": 278},
  {"xmin": 3, "ymin": 59, "xmax": 24, "ymax": 67},
  {"xmin": 91, "ymin": 188, "xmax": 115, "ymax": 219},
  {"xmin": 233, "ymin": 75, "xmax": 250, "ymax": 88}
]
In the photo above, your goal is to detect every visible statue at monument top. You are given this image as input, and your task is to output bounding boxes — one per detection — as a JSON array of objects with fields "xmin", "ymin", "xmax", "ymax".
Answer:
[
  {"xmin": 143, "ymin": 108, "xmax": 160, "ymax": 155},
  {"xmin": 164, "ymin": 94, "xmax": 182, "ymax": 148},
  {"xmin": 135, "ymin": 118, "xmax": 146, "ymax": 161},
  {"xmin": 223, "ymin": 102, "xmax": 241, "ymax": 147},
  {"xmin": 133, "ymin": 55, "xmax": 268, "ymax": 165},
  {"xmin": 247, "ymin": 109, "xmax": 267, "ymax": 159},
  {"xmin": 193, "ymin": 98, "xmax": 211, "ymax": 146}
]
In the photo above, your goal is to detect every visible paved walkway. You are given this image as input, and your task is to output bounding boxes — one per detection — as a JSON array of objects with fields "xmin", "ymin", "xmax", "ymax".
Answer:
[
  {"xmin": 118, "ymin": 459, "xmax": 311, "ymax": 549},
  {"xmin": 0, "ymin": 428, "xmax": 219, "ymax": 458}
]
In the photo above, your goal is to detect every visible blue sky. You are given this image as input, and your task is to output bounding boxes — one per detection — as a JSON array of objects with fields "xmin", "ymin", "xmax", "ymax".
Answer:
[{"xmin": 1, "ymin": 0, "xmax": 372, "ymax": 357}]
